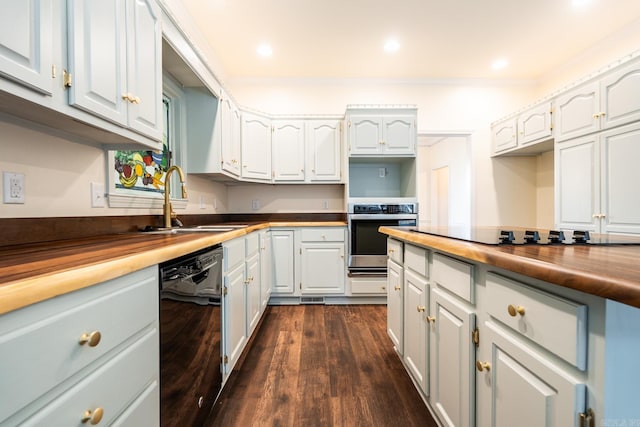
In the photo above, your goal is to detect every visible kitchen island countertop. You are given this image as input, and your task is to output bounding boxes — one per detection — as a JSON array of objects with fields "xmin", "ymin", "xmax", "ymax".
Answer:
[
  {"xmin": 380, "ymin": 226, "xmax": 640, "ymax": 309},
  {"xmin": 0, "ymin": 221, "xmax": 345, "ymax": 315}
]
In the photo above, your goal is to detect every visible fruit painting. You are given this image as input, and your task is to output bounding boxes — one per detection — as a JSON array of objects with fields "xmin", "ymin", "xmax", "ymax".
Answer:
[{"xmin": 113, "ymin": 146, "xmax": 169, "ymax": 193}]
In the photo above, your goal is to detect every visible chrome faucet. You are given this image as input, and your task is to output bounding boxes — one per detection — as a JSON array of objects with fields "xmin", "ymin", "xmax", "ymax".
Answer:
[{"xmin": 163, "ymin": 165, "xmax": 187, "ymax": 228}]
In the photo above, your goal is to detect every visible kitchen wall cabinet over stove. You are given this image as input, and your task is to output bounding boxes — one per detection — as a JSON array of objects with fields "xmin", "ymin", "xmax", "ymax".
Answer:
[{"xmin": 346, "ymin": 107, "xmax": 417, "ymax": 157}]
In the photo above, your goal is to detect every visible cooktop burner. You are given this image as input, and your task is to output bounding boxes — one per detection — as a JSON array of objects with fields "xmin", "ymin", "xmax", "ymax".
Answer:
[{"xmin": 409, "ymin": 226, "xmax": 640, "ymax": 246}]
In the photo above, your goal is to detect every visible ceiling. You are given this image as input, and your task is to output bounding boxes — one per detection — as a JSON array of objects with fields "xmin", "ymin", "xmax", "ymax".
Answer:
[{"xmin": 179, "ymin": 0, "xmax": 640, "ymax": 81}]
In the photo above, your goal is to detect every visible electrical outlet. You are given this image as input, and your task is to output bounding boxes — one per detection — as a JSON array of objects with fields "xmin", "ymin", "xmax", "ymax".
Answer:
[
  {"xmin": 251, "ymin": 199, "xmax": 260, "ymax": 210},
  {"xmin": 3, "ymin": 172, "xmax": 25, "ymax": 204},
  {"xmin": 199, "ymin": 195, "xmax": 206, "ymax": 209},
  {"xmin": 322, "ymin": 200, "xmax": 329, "ymax": 209},
  {"xmin": 90, "ymin": 182, "xmax": 105, "ymax": 208}
]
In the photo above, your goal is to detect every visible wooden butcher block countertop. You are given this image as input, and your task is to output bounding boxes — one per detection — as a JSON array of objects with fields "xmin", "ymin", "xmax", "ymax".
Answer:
[
  {"xmin": 0, "ymin": 221, "xmax": 345, "ymax": 315},
  {"xmin": 380, "ymin": 226, "xmax": 640, "ymax": 309}
]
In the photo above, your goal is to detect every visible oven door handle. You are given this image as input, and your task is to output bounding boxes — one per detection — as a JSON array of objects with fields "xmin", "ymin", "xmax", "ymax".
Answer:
[{"xmin": 348, "ymin": 214, "xmax": 418, "ymax": 220}]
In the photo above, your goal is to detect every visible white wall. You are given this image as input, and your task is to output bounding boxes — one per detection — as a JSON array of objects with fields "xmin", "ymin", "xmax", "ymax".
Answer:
[
  {"xmin": 0, "ymin": 116, "xmax": 229, "ymax": 218},
  {"xmin": 227, "ymin": 184, "xmax": 344, "ymax": 213}
]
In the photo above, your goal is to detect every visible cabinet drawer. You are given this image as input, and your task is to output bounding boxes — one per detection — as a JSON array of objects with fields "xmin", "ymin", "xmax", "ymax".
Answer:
[
  {"xmin": 299, "ymin": 227, "xmax": 345, "ymax": 242},
  {"xmin": 17, "ymin": 328, "xmax": 158, "ymax": 427},
  {"xmin": 0, "ymin": 267, "xmax": 158, "ymax": 424},
  {"xmin": 486, "ymin": 273, "xmax": 587, "ymax": 370},
  {"xmin": 224, "ymin": 237, "xmax": 245, "ymax": 271},
  {"xmin": 432, "ymin": 253, "xmax": 473, "ymax": 302},
  {"xmin": 245, "ymin": 232, "xmax": 260, "ymax": 256},
  {"xmin": 350, "ymin": 277, "xmax": 387, "ymax": 294},
  {"xmin": 404, "ymin": 244, "xmax": 428, "ymax": 278},
  {"xmin": 387, "ymin": 238, "xmax": 403, "ymax": 264}
]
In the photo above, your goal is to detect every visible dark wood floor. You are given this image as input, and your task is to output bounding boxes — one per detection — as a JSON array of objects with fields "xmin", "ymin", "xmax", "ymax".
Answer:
[{"xmin": 206, "ymin": 305, "xmax": 438, "ymax": 427}]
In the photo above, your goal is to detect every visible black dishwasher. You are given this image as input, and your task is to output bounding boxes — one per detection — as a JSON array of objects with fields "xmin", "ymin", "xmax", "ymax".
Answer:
[{"xmin": 159, "ymin": 245, "xmax": 223, "ymax": 427}]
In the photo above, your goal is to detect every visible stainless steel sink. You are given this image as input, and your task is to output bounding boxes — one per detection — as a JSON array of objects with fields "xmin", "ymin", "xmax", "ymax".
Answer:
[{"xmin": 141, "ymin": 224, "xmax": 249, "ymax": 234}]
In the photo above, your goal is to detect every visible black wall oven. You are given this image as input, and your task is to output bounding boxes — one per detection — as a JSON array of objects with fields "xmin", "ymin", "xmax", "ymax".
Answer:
[{"xmin": 348, "ymin": 203, "xmax": 417, "ymax": 275}]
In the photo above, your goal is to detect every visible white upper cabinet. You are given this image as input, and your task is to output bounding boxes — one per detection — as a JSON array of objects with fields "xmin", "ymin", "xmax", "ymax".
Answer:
[
  {"xmin": 68, "ymin": 0, "xmax": 162, "ymax": 142},
  {"xmin": 492, "ymin": 117, "xmax": 518, "ymax": 154},
  {"xmin": 0, "ymin": 0, "xmax": 53, "ymax": 95},
  {"xmin": 492, "ymin": 102, "xmax": 553, "ymax": 156},
  {"xmin": 556, "ymin": 56, "xmax": 640, "ymax": 142},
  {"xmin": 241, "ymin": 111, "xmax": 272, "ymax": 181},
  {"xmin": 347, "ymin": 107, "xmax": 417, "ymax": 156},
  {"xmin": 555, "ymin": 81, "xmax": 600, "ymax": 142},
  {"xmin": 305, "ymin": 119, "xmax": 342, "ymax": 182},
  {"xmin": 600, "ymin": 60, "xmax": 640, "ymax": 130},
  {"xmin": 517, "ymin": 102, "xmax": 553, "ymax": 146},
  {"xmin": 272, "ymin": 120, "xmax": 305, "ymax": 182},
  {"xmin": 220, "ymin": 92, "xmax": 241, "ymax": 176}
]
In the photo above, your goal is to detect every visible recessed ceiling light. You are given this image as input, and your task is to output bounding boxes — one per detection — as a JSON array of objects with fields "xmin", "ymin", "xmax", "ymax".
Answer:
[
  {"xmin": 384, "ymin": 39, "xmax": 400, "ymax": 53},
  {"xmin": 572, "ymin": 0, "xmax": 591, "ymax": 7},
  {"xmin": 492, "ymin": 58, "xmax": 509, "ymax": 70},
  {"xmin": 257, "ymin": 44, "xmax": 273, "ymax": 57}
]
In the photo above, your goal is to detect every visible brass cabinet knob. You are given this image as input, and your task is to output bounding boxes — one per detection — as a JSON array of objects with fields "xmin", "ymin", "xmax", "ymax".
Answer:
[
  {"xmin": 79, "ymin": 331, "xmax": 101, "ymax": 347},
  {"xmin": 394, "ymin": 285, "xmax": 401, "ymax": 291},
  {"xmin": 417, "ymin": 305, "xmax": 426, "ymax": 312},
  {"xmin": 81, "ymin": 407, "xmax": 104, "ymax": 424},
  {"xmin": 381, "ymin": 286, "xmax": 386, "ymax": 291},
  {"xmin": 507, "ymin": 304, "xmax": 526, "ymax": 317},
  {"xmin": 425, "ymin": 315, "xmax": 436, "ymax": 323},
  {"xmin": 476, "ymin": 361, "xmax": 491, "ymax": 372},
  {"xmin": 388, "ymin": 248, "xmax": 394, "ymax": 254}
]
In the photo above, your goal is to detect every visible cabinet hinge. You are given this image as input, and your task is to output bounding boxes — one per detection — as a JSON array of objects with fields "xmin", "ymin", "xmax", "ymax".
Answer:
[
  {"xmin": 62, "ymin": 69, "xmax": 72, "ymax": 88},
  {"xmin": 550, "ymin": 124, "xmax": 554, "ymax": 131},
  {"xmin": 578, "ymin": 409, "xmax": 594, "ymax": 427},
  {"xmin": 472, "ymin": 328, "xmax": 480, "ymax": 347},
  {"xmin": 223, "ymin": 286, "xmax": 228, "ymax": 296},
  {"xmin": 223, "ymin": 355, "xmax": 229, "ymax": 365},
  {"xmin": 299, "ymin": 248, "xmax": 302, "ymax": 255},
  {"xmin": 299, "ymin": 282, "xmax": 302, "ymax": 290},
  {"xmin": 51, "ymin": 64, "xmax": 56, "ymax": 78},
  {"xmin": 348, "ymin": 121, "xmax": 351, "ymax": 127}
]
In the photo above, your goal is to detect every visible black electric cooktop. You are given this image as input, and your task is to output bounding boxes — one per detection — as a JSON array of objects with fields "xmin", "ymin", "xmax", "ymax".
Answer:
[{"xmin": 408, "ymin": 226, "xmax": 640, "ymax": 246}]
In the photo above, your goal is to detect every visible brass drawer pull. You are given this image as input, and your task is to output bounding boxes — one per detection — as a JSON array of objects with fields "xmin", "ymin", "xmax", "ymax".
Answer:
[
  {"xmin": 508, "ymin": 304, "xmax": 525, "ymax": 317},
  {"xmin": 79, "ymin": 331, "xmax": 101, "ymax": 347},
  {"xmin": 81, "ymin": 407, "xmax": 104, "ymax": 424},
  {"xmin": 394, "ymin": 285, "xmax": 401, "ymax": 291},
  {"xmin": 417, "ymin": 305, "xmax": 426, "ymax": 312},
  {"xmin": 426, "ymin": 315, "xmax": 436, "ymax": 323},
  {"xmin": 476, "ymin": 361, "xmax": 491, "ymax": 372}
]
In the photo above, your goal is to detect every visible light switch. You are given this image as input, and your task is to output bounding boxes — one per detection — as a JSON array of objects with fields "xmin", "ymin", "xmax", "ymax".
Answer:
[{"xmin": 90, "ymin": 182, "xmax": 105, "ymax": 208}]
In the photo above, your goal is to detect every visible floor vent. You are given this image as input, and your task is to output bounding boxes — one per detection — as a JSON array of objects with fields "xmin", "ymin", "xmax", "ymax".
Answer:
[{"xmin": 300, "ymin": 296, "xmax": 325, "ymax": 304}]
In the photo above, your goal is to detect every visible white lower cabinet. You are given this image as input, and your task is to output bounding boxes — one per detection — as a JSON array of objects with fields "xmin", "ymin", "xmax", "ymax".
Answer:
[
  {"xmin": 298, "ymin": 227, "xmax": 345, "ymax": 294},
  {"xmin": 270, "ymin": 229, "xmax": 296, "ymax": 295},
  {"xmin": 387, "ymin": 258, "xmax": 403, "ymax": 354},
  {"xmin": 259, "ymin": 229, "xmax": 272, "ymax": 309},
  {"xmin": 477, "ymin": 322, "xmax": 586, "ymax": 427},
  {"xmin": 403, "ymin": 269, "xmax": 428, "ymax": 393},
  {"xmin": 245, "ymin": 234, "xmax": 262, "ymax": 337},
  {"xmin": 0, "ymin": 266, "xmax": 159, "ymax": 426},
  {"xmin": 429, "ymin": 287, "xmax": 476, "ymax": 427},
  {"xmin": 222, "ymin": 237, "xmax": 248, "ymax": 376}
]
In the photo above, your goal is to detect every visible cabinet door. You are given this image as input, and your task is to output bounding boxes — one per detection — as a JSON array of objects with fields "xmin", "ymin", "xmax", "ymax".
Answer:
[
  {"xmin": 600, "ymin": 59, "xmax": 640, "ymax": 130},
  {"xmin": 600, "ymin": 122, "xmax": 640, "ymax": 234},
  {"xmin": 125, "ymin": 0, "xmax": 162, "ymax": 140},
  {"xmin": 271, "ymin": 230, "xmax": 295, "ymax": 294},
  {"xmin": 403, "ymin": 269, "xmax": 428, "ymax": 394},
  {"xmin": 555, "ymin": 134, "xmax": 600, "ymax": 232},
  {"xmin": 517, "ymin": 102, "xmax": 552, "ymax": 146},
  {"xmin": 220, "ymin": 95, "xmax": 241, "ymax": 176},
  {"xmin": 382, "ymin": 115, "xmax": 415, "ymax": 155},
  {"xmin": 260, "ymin": 231, "xmax": 272, "ymax": 308},
  {"xmin": 555, "ymin": 81, "xmax": 600, "ymax": 141},
  {"xmin": 0, "ymin": 0, "xmax": 53, "ymax": 95},
  {"xmin": 241, "ymin": 112, "xmax": 272, "ymax": 181},
  {"xmin": 223, "ymin": 263, "xmax": 247, "ymax": 375},
  {"xmin": 349, "ymin": 115, "xmax": 383, "ymax": 155},
  {"xmin": 68, "ymin": 0, "xmax": 128, "ymax": 126},
  {"xmin": 429, "ymin": 287, "xmax": 475, "ymax": 427},
  {"xmin": 387, "ymin": 259, "xmax": 403, "ymax": 354},
  {"xmin": 272, "ymin": 120, "xmax": 305, "ymax": 181},
  {"xmin": 492, "ymin": 118, "xmax": 517, "ymax": 153},
  {"xmin": 479, "ymin": 322, "xmax": 586, "ymax": 427},
  {"xmin": 299, "ymin": 242, "xmax": 345, "ymax": 294},
  {"xmin": 246, "ymin": 252, "xmax": 261, "ymax": 336},
  {"xmin": 306, "ymin": 120, "xmax": 342, "ymax": 182}
]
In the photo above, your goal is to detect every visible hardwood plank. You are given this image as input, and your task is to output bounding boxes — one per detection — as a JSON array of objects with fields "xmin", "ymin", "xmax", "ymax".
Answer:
[{"xmin": 206, "ymin": 305, "xmax": 437, "ymax": 427}]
